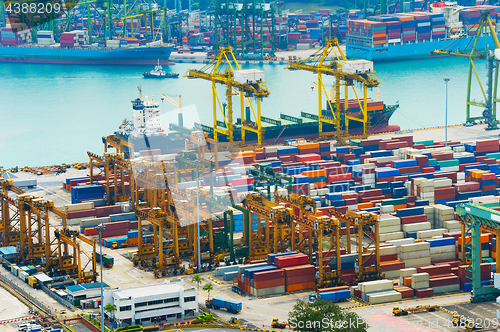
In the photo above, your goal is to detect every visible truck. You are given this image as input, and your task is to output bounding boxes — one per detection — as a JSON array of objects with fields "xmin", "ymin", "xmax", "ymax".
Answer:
[
  {"xmin": 392, "ymin": 305, "xmax": 438, "ymax": 316},
  {"xmin": 205, "ymin": 297, "xmax": 242, "ymax": 314},
  {"xmin": 271, "ymin": 318, "xmax": 288, "ymax": 329},
  {"xmin": 95, "ymin": 252, "xmax": 114, "ymax": 268},
  {"xmin": 316, "ymin": 290, "xmax": 351, "ymax": 302}
]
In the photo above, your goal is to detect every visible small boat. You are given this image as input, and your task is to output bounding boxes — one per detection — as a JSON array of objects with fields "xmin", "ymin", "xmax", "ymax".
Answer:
[{"xmin": 143, "ymin": 60, "xmax": 179, "ymax": 78}]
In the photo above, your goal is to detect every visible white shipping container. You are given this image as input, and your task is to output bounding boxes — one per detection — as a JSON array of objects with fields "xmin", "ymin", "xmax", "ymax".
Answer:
[
  {"xmin": 359, "ymin": 279, "xmax": 394, "ymax": 293},
  {"xmin": 379, "ymin": 225, "xmax": 402, "ymax": 234},
  {"xmin": 430, "ymin": 245, "xmax": 455, "ymax": 254},
  {"xmin": 388, "ymin": 238, "xmax": 415, "ymax": 247},
  {"xmin": 65, "ymin": 202, "xmax": 95, "ymax": 212},
  {"xmin": 403, "ymin": 257, "xmax": 431, "ymax": 268},
  {"xmin": 367, "ymin": 290, "xmax": 402, "ymax": 304},
  {"xmin": 412, "ymin": 273, "xmax": 430, "ymax": 282},
  {"xmin": 234, "ymin": 69, "xmax": 265, "ymax": 84},
  {"xmin": 367, "ymin": 245, "xmax": 397, "ymax": 256},
  {"xmin": 417, "ymin": 228, "xmax": 447, "ymax": 239},
  {"xmin": 379, "ymin": 216, "xmax": 401, "ymax": 227},
  {"xmin": 411, "ymin": 280, "xmax": 430, "ymax": 289},
  {"xmin": 401, "ymin": 250, "xmax": 431, "ymax": 260},
  {"xmin": 431, "ymin": 252, "xmax": 457, "ymax": 262},
  {"xmin": 400, "ymin": 242, "xmax": 431, "ymax": 253},
  {"xmin": 400, "ymin": 268, "xmax": 417, "ymax": 278},
  {"xmin": 253, "ymin": 285, "xmax": 286, "ymax": 297},
  {"xmin": 380, "ymin": 205, "xmax": 395, "ymax": 214},
  {"xmin": 80, "ymin": 216, "xmax": 111, "ymax": 228},
  {"xmin": 432, "ymin": 284, "xmax": 460, "ymax": 294},
  {"xmin": 340, "ymin": 60, "xmax": 374, "ymax": 74},
  {"xmin": 380, "ymin": 231, "xmax": 404, "ymax": 242},
  {"xmin": 383, "ymin": 270, "xmax": 400, "ymax": 279},
  {"xmin": 402, "ymin": 222, "xmax": 432, "ymax": 233},
  {"xmin": 433, "ymin": 178, "xmax": 453, "ymax": 188},
  {"xmin": 444, "ymin": 220, "xmax": 461, "ymax": 231}
]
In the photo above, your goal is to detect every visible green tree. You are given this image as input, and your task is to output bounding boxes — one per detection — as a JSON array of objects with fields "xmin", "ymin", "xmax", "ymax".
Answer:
[
  {"xmin": 202, "ymin": 282, "xmax": 213, "ymax": 300},
  {"xmin": 191, "ymin": 274, "xmax": 204, "ymax": 290},
  {"xmin": 104, "ymin": 303, "xmax": 117, "ymax": 331},
  {"xmin": 288, "ymin": 300, "xmax": 368, "ymax": 332}
]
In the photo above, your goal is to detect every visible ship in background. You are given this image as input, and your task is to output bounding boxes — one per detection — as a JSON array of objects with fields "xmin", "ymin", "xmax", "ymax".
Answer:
[{"xmin": 346, "ymin": 2, "xmax": 500, "ymax": 61}]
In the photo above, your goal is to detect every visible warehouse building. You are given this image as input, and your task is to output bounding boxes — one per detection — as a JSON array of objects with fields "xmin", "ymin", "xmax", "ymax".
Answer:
[
  {"xmin": 66, "ymin": 282, "xmax": 110, "ymax": 306},
  {"xmin": 103, "ymin": 279, "xmax": 198, "ymax": 326}
]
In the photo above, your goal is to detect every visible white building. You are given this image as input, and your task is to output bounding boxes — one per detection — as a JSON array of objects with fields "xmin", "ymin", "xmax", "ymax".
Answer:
[{"xmin": 103, "ymin": 279, "xmax": 198, "ymax": 326}]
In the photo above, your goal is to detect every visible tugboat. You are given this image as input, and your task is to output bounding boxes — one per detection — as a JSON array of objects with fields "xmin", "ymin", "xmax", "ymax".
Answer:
[{"xmin": 143, "ymin": 60, "xmax": 179, "ymax": 78}]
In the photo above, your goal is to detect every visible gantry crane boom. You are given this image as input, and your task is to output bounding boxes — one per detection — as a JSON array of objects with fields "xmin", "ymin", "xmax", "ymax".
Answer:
[
  {"xmin": 186, "ymin": 46, "xmax": 270, "ymax": 146},
  {"xmin": 432, "ymin": 11, "xmax": 500, "ymax": 129},
  {"xmin": 287, "ymin": 38, "xmax": 380, "ymax": 143}
]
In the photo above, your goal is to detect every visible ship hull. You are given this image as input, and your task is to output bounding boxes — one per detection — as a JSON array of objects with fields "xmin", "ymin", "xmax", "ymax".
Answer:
[
  {"xmin": 346, "ymin": 35, "xmax": 497, "ymax": 61},
  {"xmin": 0, "ymin": 44, "xmax": 174, "ymax": 64}
]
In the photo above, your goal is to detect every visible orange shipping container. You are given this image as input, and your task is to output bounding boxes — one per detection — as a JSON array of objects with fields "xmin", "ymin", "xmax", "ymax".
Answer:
[
  {"xmin": 393, "ymin": 204, "xmax": 407, "ymax": 210},
  {"xmin": 286, "ymin": 281, "xmax": 315, "ymax": 292},
  {"xmin": 357, "ymin": 202, "xmax": 373, "ymax": 210},
  {"xmin": 255, "ymin": 148, "xmax": 264, "ymax": 153},
  {"xmin": 458, "ymin": 233, "xmax": 490, "ymax": 245},
  {"xmin": 403, "ymin": 277, "xmax": 412, "ymax": 286},
  {"xmin": 312, "ymin": 182, "xmax": 326, "ymax": 189},
  {"xmin": 373, "ymin": 40, "xmax": 386, "ymax": 45},
  {"xmin": 298, "ymin": 142, "xmax": 320, "ymax": 150},
  {"xmin": 302, "ymin": 170, "xmax": 326, "ymax": 178}
]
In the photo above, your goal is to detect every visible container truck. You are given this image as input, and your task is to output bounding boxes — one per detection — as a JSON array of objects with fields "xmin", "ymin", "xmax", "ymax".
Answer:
[
  {"xmin": 205, "ymin": 297, "xmax": 242, "ymax": 314},
  {"xmin": 316, "ymin": 290, "xmax": 351, "ymax": 302},
  {"xmin": 95, "ymin": 252, "xmax": 114, "ymax": 268}
]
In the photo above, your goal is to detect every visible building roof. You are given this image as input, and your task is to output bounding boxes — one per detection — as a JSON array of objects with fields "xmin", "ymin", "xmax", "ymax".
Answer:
[
  {"xmin": 0, "ymin": 246, "xmax": 17, "ymax": 256},
  {"xmin": 66, "ymin": 282, "xmax": 110, "ymax": 294},
  {"xmin": 113, "ymin": 282, "xmax": 187, "ymax": 300},
  {"xmin": 34, "ymin": 273, "xmax": 53, "ymax": 283}
]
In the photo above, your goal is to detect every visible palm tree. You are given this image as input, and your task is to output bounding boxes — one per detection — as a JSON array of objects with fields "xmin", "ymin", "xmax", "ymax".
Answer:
[
  {"xmin": 203, "ymin": 282, "xmax": 213, "ymax": 300},
  {"xmin": 104, "ymin": 303, "xmax": 117, "ymax": 331},
  {"xmin": 191, "ymin": 274, "xmax": 204, "ymax": 290}
]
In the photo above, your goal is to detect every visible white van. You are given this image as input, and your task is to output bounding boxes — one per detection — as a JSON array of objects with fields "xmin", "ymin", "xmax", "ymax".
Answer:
[{"xmin": 18, "ymin": 323, "xmax": 30, "ymax": 331}]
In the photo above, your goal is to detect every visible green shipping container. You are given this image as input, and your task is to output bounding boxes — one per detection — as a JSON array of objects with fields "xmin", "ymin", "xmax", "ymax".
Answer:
[
  {"xmin": 428, "ymin": 158, "xmax": 438, "ymax": 165},
  {"xmin": 437, "ymin": 159, "xmax": 459, "ymax": 167},
  {"xmin": 486, "ymin": 152, "xmax": 500, "ymax": 159},
  {"xmin": 414, "ymin": 140, "xmax": 434, "ymax": 146},
  {"xmin": 381, "ymin": 198, "xmax": 407, "ymax": 206}
]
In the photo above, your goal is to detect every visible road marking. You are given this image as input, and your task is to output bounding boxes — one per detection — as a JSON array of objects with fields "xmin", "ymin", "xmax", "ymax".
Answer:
[{"xmin": 0, "ymin": 289, "xmax": 23, "ymax": 320}]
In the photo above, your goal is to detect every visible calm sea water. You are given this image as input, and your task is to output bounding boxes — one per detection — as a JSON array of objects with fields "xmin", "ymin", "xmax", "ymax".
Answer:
[{"xmin": 0, "ymin": 56, "xmax": 488, "ymax": 168}]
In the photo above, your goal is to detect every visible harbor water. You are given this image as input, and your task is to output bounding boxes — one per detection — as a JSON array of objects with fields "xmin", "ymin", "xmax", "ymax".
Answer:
[{"xmin": 0, "ymin": 55, "xmax": 491, "ymax": 168}]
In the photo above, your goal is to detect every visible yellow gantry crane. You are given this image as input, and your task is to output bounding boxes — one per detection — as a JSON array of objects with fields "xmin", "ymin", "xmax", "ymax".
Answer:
[
  {"xmin": 432, "ymin": 11, "xmax": 500, "ymax": 129},
  {"xmin": 286, "ymin": 38, "xmax": 380, "ymax": 143},
  {"xmin": 186, "ymin": 46, "xmax": 270, "ymax": 146}
]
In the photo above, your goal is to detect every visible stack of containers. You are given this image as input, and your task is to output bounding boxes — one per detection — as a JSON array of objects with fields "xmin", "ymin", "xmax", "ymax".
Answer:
[
  {"xmin": 409, "ymin": 272, "xmax": 435, "ymax": 297},
  {"xmin": 460, "ymin": 263, "xmax": 492, "ymax": 291},
  {"xmin": 430, "ymin": 14, "xmax": 446, "ymax": 39},
  {"xmin": 251, "ymin": 268, "xmax": 285, "ymax": 296},
  {"xmin": 71, "ymin": 184, "xmax": 104, "ymax": 204},
  {"xmin": 60, "ymin": 32, "xmax": 80, "ymax": 47},
  {"xmin": 459, "ymin": 7, "xmax": 482, "ymax": 36},
  {"xmin": 413, "ymin": 13, "xmax": 431, "ymax": 41},
  {"xmin": 458, "ymin": 233, "xmax": 491, "ymax": 259},
  {"xmin": 433, "ymin": 205, "xmax": 460, "ymax": 232},
  {"xmin": 359, "ymin": 280, "xmax": 401, "ymax": 304},
  {"xmin": 399, "ymin": 242, "xmax": 431, "ymax": 268},
  {"xmin": 386, "ymin": 20, "xmax": 402, "ymax": 44},
  {"xmin": 37, "ymin": 31, "xmax": 55, "ymax": 45},
  {"xmin": 426, "ymin": 237, "xmax": 456, "ymax": 262},
  {"xmin": 419, "ymin": 264, "xmax": 460, "ymax": 294},
  {"xmin": 397, "ymin": 14, "xmax": 416, "ymax": 42},
  {"xmin": 414, "ymin": 177, "xmax": 435, "ymax": 204},
  {"xmin": 397, "ymin": 207, "xmax": 431, "ymax": 237},
  {"xmin": 433, "ymin": 177, "xmax": 455, "ymax": 204},
  {"xmin": 273, "ymin": 253, "xmax": 315, "ymax": 292},
  {"xmin": 0, "ymin": 27, "xmax": 32, "ymax": 45},
  {"xmin": 238, "ymin": 262, "xmax": 269, "ymax": 293}
]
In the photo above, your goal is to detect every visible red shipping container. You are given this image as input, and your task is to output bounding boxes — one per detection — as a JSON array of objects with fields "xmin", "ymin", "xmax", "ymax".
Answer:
[
  {"xmin": 254, "ymin": 278, "xmax": 285, "ymax": 289},
  {"xmin": 253, "ymin": 269, "xmax": 285, "ymax": 282},
  {"xmin": 432, "ymin": 260, "xmax": 460, "ymax": 268},
  {"xmin": 274, "ymin": 254, "xmax": 310, "ymax": 268},
  {"xmin": 415, "ymin": 288, "xmax": 434, "ymax": 297},
  {"xmin": 394, "ymin": 287, "xmax": 414, "ymax": 298},
  {"xmin": 417, "ymin": 264, "xmax": 451, "ymax": 275},
  {"xmin": 414, "ymin": 155, "xmax": 429, "ymax": 166},
  {"xmin": 286, "ymin": 274, "xmax": 315, "ymax": 284},
  {"xmin": 282, "ymin": 264, "xmax": 315, "ymax": 277},
  {"xmin": 381, "ymin": 261, "xmax": 405, "ymax": 271},
  {"xmin": 433, "ymin": 172, "xmax": 457, "ymax": 183},
  {"xmin": 358, "ymin": 189, "xmax": 383, "ymax": 198},
  {"xmin": 429, "ymin": 275, "xmax": 459, "ymax": 287},
  {"xmin": 400, "ymin": 214, "xmax": 427, "ymax": 224},
  {"xmin": 380, "ymin": 254, "xmax": 398, "ymax": 262},
  {"xmin": 454, "ymin": 182, "xmax": 480, "ymax": 193},
  {"xmin": 84, "ymin": 228, "xmax": 99, "ymax": 236},
  {"xmin": 399, "ymin": 166, "xmax": 420, "ymax": 174}
]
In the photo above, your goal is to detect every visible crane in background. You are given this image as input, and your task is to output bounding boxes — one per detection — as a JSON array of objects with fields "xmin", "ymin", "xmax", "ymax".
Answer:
[
  {"xmin": 432, "ymin": 11, "xmax": 500, "ymax": 130},
  {"xmin": 286, "ymin": 38, "xmax": 380, "ymax": 144},
  {"xmin": 186, "ymin": 46, "xmax": 270, "ymax": 146}
]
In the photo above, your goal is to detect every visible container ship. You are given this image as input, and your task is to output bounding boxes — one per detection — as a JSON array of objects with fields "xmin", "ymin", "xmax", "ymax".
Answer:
[
  {"xmin": 194, "ymin": 99, "xmax": 400, "ymax": 144},
  {"xmin": 0, "ymin": 27, "xmax": 174, "ymax": 64},
  {"xmin": 346, "ymin": 2, "xmax": 500, "ymax": 61}
]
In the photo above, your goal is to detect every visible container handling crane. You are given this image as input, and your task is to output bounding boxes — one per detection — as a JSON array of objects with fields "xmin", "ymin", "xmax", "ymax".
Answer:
[
  {"xmin": 286, "ymin": 38, "xmax": 380, "ymax": 144},
  {"xmin": 432, "ymin": 10, "xmax": 500, "ymax": 130},
  {"xmin": 186, "ymin": 46, "xmax": 270, "ymax": 146}
]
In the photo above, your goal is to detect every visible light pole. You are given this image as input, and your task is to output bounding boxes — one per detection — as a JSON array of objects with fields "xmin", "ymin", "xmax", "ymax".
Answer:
[
  {"xmin": 95, "ymin": 223, "xmax": 106, "ymax": 332},
  {"xmin": 196, "ymin": 160, "xmax": 201, "ymax": 273},
  {"xmin": 444, "ymin": 77, "xmax": 450, "ymax": 147}
]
